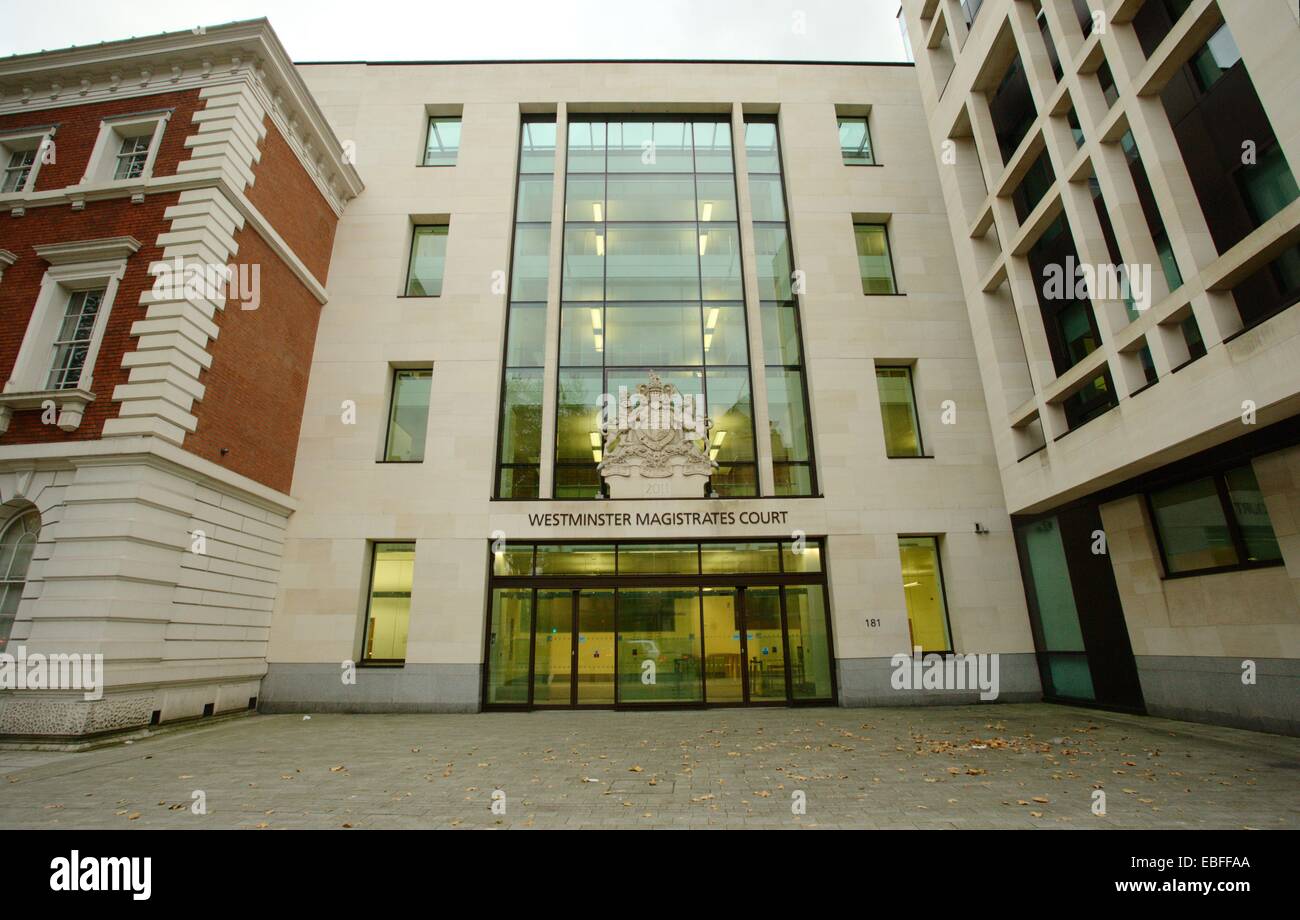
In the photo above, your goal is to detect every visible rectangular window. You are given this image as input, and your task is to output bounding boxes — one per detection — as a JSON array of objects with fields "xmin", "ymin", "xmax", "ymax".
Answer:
[
  {"xmin": 405, "ymin": 225, "xmax": 448, "ymax": 296},
  {"xmin": 423, "ymin": 116, "xmax": 461, "ymax": 166},
  {"xmin": 363, "ymin": 543, "xmax": 414, "ymax": 663},
  {"xmin": 2, "ymin": 149, "xmax": 36, "ymax": 193},
  {"xmin": 1097, "ymin": 61, "xmax": 1119, "ymax": 108},
  {"xmin": 47, "ymin": 289, "xmax": 105, "ymax": 390},
  {"xmin": 837, "ymin": 116, "xmax": 874, "ymax": 165},
  {"xmin": 855, "ymin": 223, "xmax": 897, "ymax": 294},
  {"xmin": 1190, "ymin": 23, "xmax": 1242, "ymax": 92},
  {"xmin": 876, "ymin": 366, "xmax": 924, "ymax": 457},
  {"xmin": 898, "ymin": 536, "xmax": 952, "ymax": 653},
  {"xmin": 1149, "ymin": 464, "xmax": 1282, "ymax": 575},
  {"xmin": 114, "ymin": 134, "xmax": 151, "ymax": 180},
  {"xmin": 383, "ymin": 368, "xmax": 432, "ymax": 462}
]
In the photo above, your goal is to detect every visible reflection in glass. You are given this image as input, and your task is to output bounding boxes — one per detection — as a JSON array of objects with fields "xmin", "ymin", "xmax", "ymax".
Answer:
[
  {"xmin": 702, "ymin": 542, "xmax": 780, "ymax": 574},
  {"xmin": 562, "ymin": 227, "xmax": 605, "ymax": 301},
  {"xmin": 498, "ymin": 369, "xmax": 542, "ymax": 466},
  {"xmin": 898, "ymin": 536, "xmax": 952, "ymax": 652},
  {"xmin": 533, "ymin": 590, "xmax": 572, "ymax": 704},
  {"xmin": 704, "ymin": 303, "xmax": 748, "ymax": 366},
  {"xmin": 1150, "ymin": 476, "xmax": 1236, "ymax": 573},
  {"xmin": 405, "ymin": 225, "xmax": 448, "ymax": 296},
  {"xmin": 696, "ymin": 176, "xmax": 738, "ymax": 221},
  {"xmin": 607, "ymin": 174, "xmax": 696, "ymax": 221},
  {"xmin": 702, "ymin": 587, "xmax": 743, "ymax": 702},
  {"xmin": 748, "ymin": 174, "xmax": 786, "ymax": 221},
  {"xmin": 364, "ymin": 543, "xmax": 414, "ymax": 662},
  {"xmin": 786, "ymin": 585, "xmax": 833, "ymax": 699},
  {"xmin": 604, "ymin": 303, "xmax": 703, "ymax": 366},
  {"xmin": 693, "ymin": 121, "xmax": 734, "ymax": 172},
  {"xmin": 856, "ymin": 223, "xmax": 897, "ymax": 294},
  {"xmin": 605, "ymin": 224, "xmax": 700, "ymax": 301},
  {"xmin": 837, "ymin": 116, "xmax": 873, "ymax": 164},
  {"xmin": 876, "ymin": 366, "xmax": 923, "ymax": 457},
  {"xmin": 487, "ymin": 588, "xmax": 532, "ymax": 703},
  {"xmin": 510, "ymin": 225, "xmax": 551, "ymax": 302},
  {"xmin": 515, "ymin": 174, "xmax": 553, "ymax": 222},
  {"xmin": 424, "ymin": 116, "xmax": 461, "ymax": 166},
  {"xmin": 608, "ymin": 121, "xmax": 693, "ymax": 172},
  {"xmin": 384, "ymin": 369, "xmax": 431, "ymax": 462},
  {"xmin": 504, "ymin": 303, "xmax": 545, "ymax": 367},
  {"xmin": 618, "ymin": 543, "xmax": 699, "ymax": 575},
  {"xmin": 745, "ymin": 587, "xmax": 786, "ymax": 700},
  {"xmin": 618, "ymin": 588, "xmax": 702, "ymax": 702},
  {"xmin": 520, "ymin": 119, "xmax": 557, "ymax": 173},
  {"xmin": 700, "ymin": 224, "xmax": 743, "ymax": 300},
  {"xmin": 753, "ymin": 225, "xmax": 792, "ymax": 300},
  {"xmin": 577, "ymin": 589, "xmax": 616, "ymax": 704},
  {"xmin": 536, "ymin": 544, "xmax": 615, "ymax": 575},
  {"xmin": 1224, "ymin": 465, "xmax": 1282, "ymax": 563}
]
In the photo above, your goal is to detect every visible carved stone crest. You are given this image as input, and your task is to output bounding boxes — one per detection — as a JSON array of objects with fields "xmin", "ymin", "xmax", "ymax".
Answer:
[{"xmin": 598, "ymin": 371, "xmax": 716, "ymax": 498}]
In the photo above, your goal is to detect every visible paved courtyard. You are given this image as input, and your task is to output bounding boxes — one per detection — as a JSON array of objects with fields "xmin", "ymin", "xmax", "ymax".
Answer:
[{"xmin": 0, "ymin": 703, "xmax": 1296, "ymax": 829}]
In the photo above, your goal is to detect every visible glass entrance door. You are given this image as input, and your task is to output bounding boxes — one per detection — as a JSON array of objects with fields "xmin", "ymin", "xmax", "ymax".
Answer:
[
  {"xmin": 576, "ymin": 589, "xmax": 615, "ymax": 704},
  {"xmin": 702, "ymin": 587, "xmax": 743, "ymax": 703},
  {"xmin": 743, "ymin": 586, "xmax": 787, "ymax": 701},
  {"xmin": 533, "ymin": 589, "xmax": 573, "ymax": 705}
]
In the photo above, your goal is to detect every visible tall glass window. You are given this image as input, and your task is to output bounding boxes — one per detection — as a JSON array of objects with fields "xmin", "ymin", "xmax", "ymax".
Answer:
[
  {"xmin": 423, "ymin": 116, "xmax": 461, "ymax": 166},
  {"xmin": 494, "ymin": 117, "xmax": 555, "ymax": 498},
  {"xmin": 1149, "ymin": 464, "xmax": 1282, "ymax": 574},
  {"xmin": 876, "ymin": 366, "xmax": 924, "ymax": 457},
  {"xmin": 557, "ymin": 117, "xmax": 758, "ymax": 498},
  {"xmin": 384, "ymin": 368, "xmax": 432, "ymax": 462},
  {"xmin": 854, "ymin": 223, "xmax": 898, "ymax": 294},
  {"xmin": 0, "ymin": 507, "xmax": 39, "ymax": 653},
  {"xmin": 746, "ymin": 117, "xmax": 817, "ymax": 495},
  {"xmin": 898, "ymin": 536, "xmax": 952, "ymax": 653},
  {"xmin": 837, "ymin": 115, "xmax": 875, "ymax": 165},
  {"xmin": 363, "ymin": 543, "xmax": 415, "ymax": 663},
  {"xmin": 405, "ymin": 225, "xmax": 448, "ymax": 296},
  {"xmin": 47, "ymin": 288, "xmax": 105, "ymax": 390}
]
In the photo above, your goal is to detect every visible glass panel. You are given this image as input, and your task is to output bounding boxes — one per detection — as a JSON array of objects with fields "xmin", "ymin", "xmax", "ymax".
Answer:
[
  {"xmin": 897, "ymin": 537, "xmax": 951, "ymax": 652},
  {"xmin": 748, "ymin": 174, "xmax": 786, "ymax": 222},
  {"xmin": 535, "ymin": 544, "xmax": 615, "ymax": 575},
  {"xmin": 565, "ymin": 176, "xmax": 605, "ymax": 222},
  {"xmin": 498, "ymin": 465, "xmax": 539, "ymax": 499},
  {"xmin": 876, "ymin": 367, "xmax": 922, "ymax": 457},
  {"xmin": 692, "ymin": 121, "xmax": 734, "ymax": 173},
  {"xmin": 617, "ymin": 543, "xmax": 700, "ymax": 575},
  {"xmin": 744, "ymin": 587, "xmax": 786, "ymax": 701},
  {"xmin": 364, "ymin": 543, "xmax": 414, "ymax": 661},
  {"xmin": 1046, "ymin": 653, "xmax": 1095, "ymax": 701},
  {"xmin": 765, "ymin": 368, "xmax": 812, "ymax": 463},
  {"xmin": 499, "ymin": 369, "xmax": 542, "ymax": 464},
  {"xmin": 486, "ymin": 588, "xmax": 532, "ymax": 704},
  {"xmin": 703, "ymin": 367, "xmax": 756, "ymax": 464},
  {"xmin": 510, "ymin": 225, "xmax": 551, "ymax": 302},
  {"xmin": 492, "ymin": 544, "xmax": 534, "ymax": 576},
  {"xmin": 515, "ymin": 174, "xmax": 554, "ymax": 222},
  {"xmin": 566, "ymin": 121, "xmax": 605, "ymax": 173},
  {"xmin": 406, "ymin": 225, "xmax": 448, "ymax": 296},
  {"xmin": 577, "ymin": 589, "xmax": 616, "ymax": 704},
  {"xmin": 744, "ymin": 121, "xmax": 782, "ymax": 173},
  {"xmin": 424, "ymin": 117, "xmax": 461, "ymax": 166},
  {"xmin": 385, "ymin": 369, "xmax": 432, "ymax": 462},
  {"xmin": 760, "ymin": 301, "xmax": 802, "ymax": 365},
  {"xmin": 703, "ymin": 303, "xmax": 748, "ymax": 366},
  {"xmin": 604, "ymin": 303, "xmax": 703, "ymax": 366},
  {"xmin": 617, "ymin": 587, "xmax": 702, "ymax": 703},
  {"xmin": 695, "ymin": 176, "xmax": 738, "ymax": 222},
  {"xmin": 1240, "ymin": 144, "xmax": 1299, "ymax": 227},
  {"xmin": 1017, "ymin": 518, "xmax": 1085, "ymax": 651},
  {"xmin": 773, "ymin": 463, "xmax": 814, "ymax": 498},
  {"xmin": 562, "ymin": 226, "xmax": 604, "ymax": 301},
  {"xmin": 699, "ymin": 224, "xmax": 743, "ymax": 300},
  {"xmin": 520, "ymin": 120, "xmax": 557, "ymax": 173},
  {"xmin": 505, "ymin": 303, "xmax": 546, "ymax": 367},
  {"xmin": 838, "ymin": 116, "xmax": 874, "ymax": 165},
  {"xmin": 855, "ymin": 224, "xmax": 896, "ymax": 294},
  {"xmin": 1150, "ymin": 476, "xmax": 1237, "ymax": 573},
  {"xmin": 753, "ymin": 225, "xmax": 792, "ymax": 300},
  {"xmin": 1224, "ymin": 465, "xmax": 1282, "ymax": 564},
  {"xmin": 555, "ymin": 463, "xmax": 602, "ymax": 499},
  {"xmin": 710, "ymin": 463, "xmax": 757, "ymax": 498},
  {"xmin": 607, "ymin": 121, "xmax": 693, "ymax": 173},
  {"xmin": 786, "ymin": 584, "xmax": 833, "ymax": 699},
  {"xmin": 702, "ymin": 587, "xmax": 743, "ymax": 703},
  {"xmin": 606, "ymin": 174, "xmax": 696, "ymax": 221},
  {"xmin": 556, "ymin": 370, "xmax": 604, "ymax": 462},
  {"xmin": 605, "ymin": 224, "xmax": 700, "ymax": 301},
  {"xmin": 533, "ymin": 590, "xmax": 572, "ymax": 704},
  {"xmin": 782, "ymin": 541, "xmax": 822, "ymax": 573},
  {"xmin": 701, "ymin": 542, "xmax": 780, "ymax": 574},
  {"xmin": 560, "ymin": 304, "xmax": 605, "ymax": 367}
]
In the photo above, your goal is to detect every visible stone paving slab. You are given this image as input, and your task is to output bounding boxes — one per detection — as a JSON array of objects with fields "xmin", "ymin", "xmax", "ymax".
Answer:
[{"xmin": 0, "ymin": 703, "xmax": 1296, "ymax": 829}]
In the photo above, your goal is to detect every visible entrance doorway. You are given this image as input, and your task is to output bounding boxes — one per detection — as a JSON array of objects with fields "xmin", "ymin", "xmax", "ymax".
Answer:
[{"xmin": 483, "ymin": 540, "xmax": 836, "ymax": 709}]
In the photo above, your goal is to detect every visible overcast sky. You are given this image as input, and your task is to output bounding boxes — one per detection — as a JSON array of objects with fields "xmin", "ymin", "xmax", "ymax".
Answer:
[{"xmin": 0, "ymin": 0, "xmax": 907, "ymax": 63}]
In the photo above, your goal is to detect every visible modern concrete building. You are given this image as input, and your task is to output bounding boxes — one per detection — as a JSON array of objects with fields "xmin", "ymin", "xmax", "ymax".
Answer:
[
  {"xmin": 0, "ymin": 4, "xmax": 1295, "ymax": 741},
  {"xmin": 899, "ymin": 0, "xmax": 1300, "ymax": 731}
]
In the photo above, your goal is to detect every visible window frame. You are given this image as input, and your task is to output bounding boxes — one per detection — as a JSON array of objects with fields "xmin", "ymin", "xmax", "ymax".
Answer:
[
  {"xmin": 0, "ymin": 126, "xmax": 56, "ymax": 195},
  {"xmin": 0, "ymin": 505, "xmax": 40, "ymax": 654},
  {"xmin": 402, "ymin": 223, "xmax": 449, "ymax": 297},
  {"xmin": 875, "ymin": 364, "xmax": 929, "ymax": 459},
  {"xmin": 836, "ymin": 114, "xmax": 877, "ymax": 166},
  {"xmin": 82, "ymin": 110, "xmax": 171, "ymax": 186},
  {"xmin": 897, "ymin": 534, "xmax": 955, "ymax": 655},
  {"xmin": 380, "ymin": 366, "xmax": 433, "ymax": 463},
  {"xmin": 421, "ymin": 115, "xmax": 462, "ymax": 167},
  {"xmin": 853, "ymin": 221, "xmax": 901, "ymax": 295},
  {"xmin": 1145, "ymin": 464, "xmax": 1285, "ymax": 578},
  {"xmin": 359, "ymin": 541, "xmax": 416, "ymax": 666}
]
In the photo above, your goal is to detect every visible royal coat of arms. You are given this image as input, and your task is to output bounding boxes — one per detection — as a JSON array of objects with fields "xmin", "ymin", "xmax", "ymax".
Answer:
[{"xmin": 598, "ymin": 371, "xmax": 716, "ymax": 498}]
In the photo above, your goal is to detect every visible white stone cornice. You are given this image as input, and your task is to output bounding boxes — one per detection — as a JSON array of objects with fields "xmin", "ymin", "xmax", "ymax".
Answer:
[{"xmin": 34, "ymin": 235, "xmax": 142, "ymax": 266}]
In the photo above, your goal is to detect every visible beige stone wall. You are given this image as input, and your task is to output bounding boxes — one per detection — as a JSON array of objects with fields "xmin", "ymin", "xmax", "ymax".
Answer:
[
  {"xmin": 272, "ymin": 61, "xmax": 1036, "ymax": 694},
  {"xmin": 1101, "ymin": 445, "xmax": 1300, "ymax": 660}
]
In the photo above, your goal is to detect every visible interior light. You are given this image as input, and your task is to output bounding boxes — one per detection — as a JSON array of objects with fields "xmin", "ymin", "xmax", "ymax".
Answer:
[
  {"xmin": 903, "ymin": 581, "xmax": 920, "ymax": 588},
  {"xmin": 590, "ymin": 308, "xmax": 602, "ymax": 330},
  {"xmin": 699, "ymin": 233, "xmax": 708, "ymax": 256},
  {"xmin": 702, "ymin": 202, "xmax": 714, "ymax": 222},
  {"xmin": 592, "ymin": 449, "xmax": 603, "ymax": 463},
  {"xmin": 703, "ymin": 333, "xmax": 713, "ymax": 352},
  {"xmin": 589, "ymin": 432, "xmax": 601, "ymax": 448},
  {"xmin": 706, "ymin": 307, "xmax": 720, "ymax": 330},
  {"xmin": 713, "ymin": 430, "xmax": 727, "ymax": 446},
  {"xmin": 593, "ymin": 202, "xmax": 603, "ymax": 223},
  {"xmin": 594, "ymin": 333, "xmax": 603, "ymax": 352},
  {"xmin": 709, "ymin": 448, "xmax": 719, "ymax": 461},
  {"xmin": 595, "ymin": 233, "xmax": 605, "ymax": 256}
]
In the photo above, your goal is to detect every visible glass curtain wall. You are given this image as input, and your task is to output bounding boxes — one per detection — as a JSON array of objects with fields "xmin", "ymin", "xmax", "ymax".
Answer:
[
  {"xmin": 495, "ymin": 117, "xmax": 556, "ymax": 498},
  {"xmin": 556, "ymin": 117, "xmax": 757, "ymax": 498},
  {"xmin": 744, "ymin": 118, "xmax": 817, "ymax": 495}
]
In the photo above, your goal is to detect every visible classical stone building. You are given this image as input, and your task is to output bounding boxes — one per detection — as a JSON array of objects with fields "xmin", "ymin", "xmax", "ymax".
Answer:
[{"xmin": 0, "ymin": 4, "xmax": 1296, "ymax": 740}]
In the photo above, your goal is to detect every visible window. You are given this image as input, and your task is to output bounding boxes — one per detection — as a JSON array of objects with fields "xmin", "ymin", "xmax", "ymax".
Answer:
[
  {"xmin": 1149, "ymin": 464, "xmax": 1282, "ymax": 575},
  {"xmin": 1097, "ymin": 61, "xmax": 1118, "ymax": 108},
  {"xmin": 855, "ymin": 223, "xmax": 897, "ymax": 294},
  {"xmin": 47, "ymin": 289, "xmax": 105, "ymax": 390},
  {"xmin": 876, "ymin": 366, "xmax": 924, "ymax": 457},
  {"xmin": 1012, "ymin": 151, "xmax": 1055, "ymax": 222},
  {"xmin": 1037, "ymin": 6, "xmax": 1063, "ymax": 82},
  {"xmin": 383, "ymin": 368, "xmax": 432, "ymax": 462},
  {"xmin": 989, "ymin": 56, "xmax": 1036, "ymax": 164},
  {"xmin": 1190, "ymin": 23, "xmax": 1242, "ymax": 92},
  {"xmin": 423, "ymin": 116, "xmax": 461, "ymax": 166},
  {"xmin": 113, "ymin": 134, "xmax": 151, "ymax": 180},
  {"xmin": 362, "ymin": 543, "xmax": 415, "ymax": 663},
  {"xmin": 405, "ymin": 225, "xmax": 448, "ymax": 296},
  {"xmin": 837, "ymin": 116, "xmax": 874, "ymax": 165},
  {"xmin": 961, "ymin": 0, "xmax": 984, "ymax": 27},
  {"xmin": 2, "ymin": 149, "xmax": 36, "ymax": 193},
  {"xmin": 0, "ymin": 507, "xmax": 39, "ymax": 653},
  {"xmin": 898, "ymin": 536, "xmax": 952, "ymax": 653}
]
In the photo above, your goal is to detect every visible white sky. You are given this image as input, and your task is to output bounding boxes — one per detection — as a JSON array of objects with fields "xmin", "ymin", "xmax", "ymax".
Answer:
[{"xmin": 0, "ymin": 0, "xmax": 908, "ymax": 63}]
